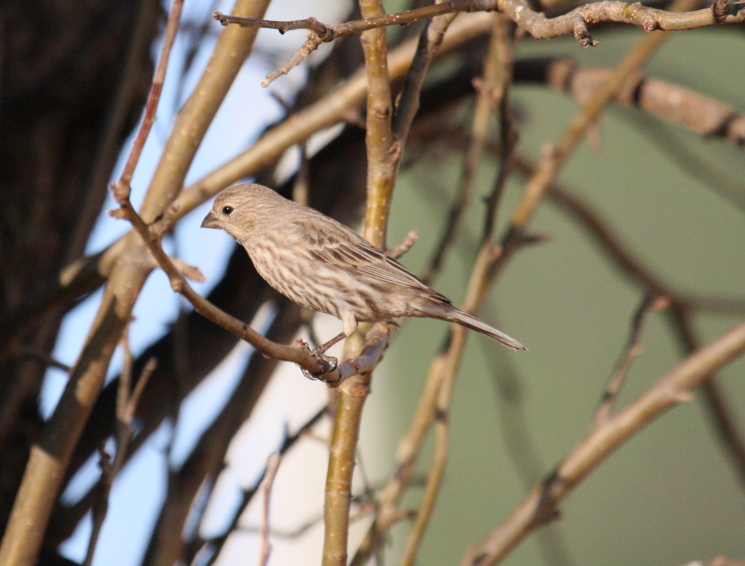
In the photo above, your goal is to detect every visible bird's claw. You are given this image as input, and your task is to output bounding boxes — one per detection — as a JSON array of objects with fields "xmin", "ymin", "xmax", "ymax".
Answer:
[
  {"xmin": 294, "ymin": 338, "xmax": 338, "ymax": 380},
  {"xmin": 301, "ymin": 351, "xmax": 338, "ymax": 381}
]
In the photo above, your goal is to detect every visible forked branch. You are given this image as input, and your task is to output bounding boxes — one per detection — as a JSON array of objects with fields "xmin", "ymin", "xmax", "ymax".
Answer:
[
  {"xmin": 216, "ymin": 0, "xmax": 745, "ymax": 85},
  {"xmin": 459, "ymin": 319, "xmax": 745, "ymax": 566}
]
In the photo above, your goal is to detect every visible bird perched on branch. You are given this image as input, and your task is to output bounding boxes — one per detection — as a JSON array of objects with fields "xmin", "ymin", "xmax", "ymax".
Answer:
[{"xmin": 201, "ymin": 183, "xmax": 526, "ymax": 352}]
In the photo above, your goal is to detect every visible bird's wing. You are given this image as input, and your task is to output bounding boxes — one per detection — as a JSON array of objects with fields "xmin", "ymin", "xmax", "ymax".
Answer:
[{"xmin": 298, "ymin": 214, "xmax": 450, "ymax": 301}]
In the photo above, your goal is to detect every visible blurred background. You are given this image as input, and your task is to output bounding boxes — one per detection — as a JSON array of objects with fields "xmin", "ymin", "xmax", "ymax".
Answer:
[{"xmin": 1, "ymin": 0, "xmax": 744, "ymax": 565}]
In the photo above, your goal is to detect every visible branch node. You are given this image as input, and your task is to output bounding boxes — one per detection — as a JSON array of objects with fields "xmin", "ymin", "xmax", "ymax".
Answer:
[
  {"xmin": 534, "ymin": 469, "xmax": 563, "ymax": 525},
  {"xmin": 294, "ymin": 339, "xmax": 338, "ymax": 381},
  {"xmin": 670, "ymin": 388, "xmax": 694, "ymax": 404},
  {"xmin": 170, "ymin": 278, "xmax": 184, "ymax": 293},
  {"xmin": 170, "ymin": 258, "xmax": 205, "ymax": 282},
  {"xmin": 640, "ymin": 10, "xmax": 659, "ymax": 32},
  {"xmin": 339, "ymin": 377, "xmax": 370, "ymax": 398},
  {"xmin": 572, "ymin": 14, "xmax": 598, "ymax": 47},
  {"xmin": 110, "ymin": 180, "xmax": 132, "ymax": 202},
  {"xmin": 261, "ymin": 31, "xmax": 325, "ymax": 88},
  {"xmin": 107, "ymin": 207, "xmax": 128, "ymax": 220},
  {"xmin": 712, "ymin": 0, "xmax": 730, "ymax": 23},
  {"xmin": 213, "ymin": 11, "xmax": 228, "ymax": 25},
  {"xmin": 433, "ymin": 408, "xmax": 449, "ymax": 423}
]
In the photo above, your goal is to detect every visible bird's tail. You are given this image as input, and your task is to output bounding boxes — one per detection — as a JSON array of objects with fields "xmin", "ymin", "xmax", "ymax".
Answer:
[{"xmin": 440, "ymin": 308, "xmax": 527, "ymax": 351}]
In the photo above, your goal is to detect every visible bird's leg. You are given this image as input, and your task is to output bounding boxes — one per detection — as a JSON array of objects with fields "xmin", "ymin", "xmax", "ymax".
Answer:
[{"xmin": 314, "ymin": 331, "xmax": 347, "ymax": 354}]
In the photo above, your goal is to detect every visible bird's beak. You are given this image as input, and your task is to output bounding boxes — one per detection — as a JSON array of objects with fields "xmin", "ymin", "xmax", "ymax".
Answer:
[{"xmin": 201, "ymin": 211, "xmax": 220, "ymax": 229}]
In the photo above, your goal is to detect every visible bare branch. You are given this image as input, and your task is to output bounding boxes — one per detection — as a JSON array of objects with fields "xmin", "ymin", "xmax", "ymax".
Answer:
[
  {"xmin": 459, "ymin": 319, "xmax": 745, "ymax": 566},
  {"xmin": 667, "ymin": 307, "xmax": 745, "ymax": 488},
  {"xmin": 262, "ymin": 31, "xmax": 327, "ymax": 87},
  {"xmin": 386, "ymin": 229, "xmax": 419, "ymax": 260},
  {"xmin": 17, "ymin": 349, "xmax": 72, "ymax": 373},
  {"xmin": 214, "ymin": 12, "xmax": 333, "ymax": 36},
  {"xmin": 593, "ymin": 293, "xmax": 669, "ymax": 428},
  {"xmin": 322, "ymin": 0, "xmax": 400, "ymax": 563},
  {"xmin": 0, "ymin": 2, "xmax": 185, "ymax": 563},
  {"xmin": 196, "ymin": 407, "xmax": 328, "ymax": 565},
  {"xmin": 424, "ymin": 13, "xmax": 511, "ymax": 284},
  {"xmin": 392, "ymin": 5, "xmax": 459, "ymax": 147},
  {"xmin": 258, "ymin": 453, "xmax": 281, "ymax": 566},
  {"xmin": 83, "ymin": 329, "xmax": 157, "ymax": 566},
  {"xmin": 216, "ymin": 0, "xmax": 745, "ymax": 84},
  {"xmin": 400, "ymin": 18, "xmax": 516, "ymax": 566},
  {"xmin": 355, "ymin": 20, "xmax": 525, "ymax": 563},
  {"xmin": 111, "ymin": 0, "xmax": 184, "ymax": 202},
  {"xmin": 524, "ymin": 57, "xmax": 745, "ymax": 149}
]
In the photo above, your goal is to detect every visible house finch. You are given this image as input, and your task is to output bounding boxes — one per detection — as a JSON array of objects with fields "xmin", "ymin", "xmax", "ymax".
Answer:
[{"xmin": 201, "ymin": 183, "xmax": 526, "ymax": 351}]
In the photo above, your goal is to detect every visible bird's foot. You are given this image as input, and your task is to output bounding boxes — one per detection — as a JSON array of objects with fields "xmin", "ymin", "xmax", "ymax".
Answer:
[{"xmin": 293, "ymin": 338, "xmax": 338, "ymax": 380}]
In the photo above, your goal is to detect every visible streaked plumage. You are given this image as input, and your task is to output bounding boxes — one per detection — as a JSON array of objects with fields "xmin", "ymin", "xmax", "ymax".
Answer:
[{"xmin": 201, "ymin": 183, "xmax": 526, "ymax": 351}]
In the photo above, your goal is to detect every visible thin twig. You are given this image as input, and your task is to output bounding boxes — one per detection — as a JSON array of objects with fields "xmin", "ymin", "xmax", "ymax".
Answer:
[
  {"xmin": 85, "ymin": 445, "xmax": 113, "ymax": 566},
  {"xmin": 166, "ymin": 13, "xmax": 496, "ymax": 225},
  {"xmin": 593, "ymin": 293, "xmax": 668, "ymax": 428},
  {"xmin": 8, "ymin": 8, "xmax": 745, "ymax": 358},
  {"xmin": 392, "ymin": 3, "xmax": 459, "ymax": 148},
  {"xmin": 0, "ymin": 12, "xmax": 496, "ymax": 363},
  {"xmin": 424, "ymin": 13, "xmax": 513, "ymax": 285},
  {"xmin": 83, "ymin": 328, "xmax": 157, "ymax": 566},
  {"xmin": 535, "ymin": 57, "xmax": 745, "ymax": 148},
  {"xmin": 386, "ymin": 229, "xmax": 419, "ymax": 260},
  {"xmin": 486, "ymin": 0, "xmax": 693, "ymax": 293},
  {"xmin": 258, "ymin": 453, "xmax": 281, "ymax": 566},
  {"xmin": 668, "ymin": 306, "xmax": 745, "ymax": 488},
  {"xmin": 214, "ymin": 13, "xmax": 333, "ymax": 36},
  {"xmin": 200, "ymin": 406, "xmax": 328, "ymax": 565},
  {"xmin": 322, "ymin": 1, "xmax": 399, "ymax": 564},
  {"xmin": 111, "ymin": 0, "xmax": 185, "ymax": 201},
  {"xmin": 234, "ymin": 498, "xmax": 383, "ymax": 540},
  {"xmin": 216, "ymin": 0, "xmax": 745, "ymax": 85},
  {"xmin": 355, "ymin": 5, "xmax": 678, "ymax": 557},
  {"xmin": 17, "ymin": 349, "xmax": 72, "ymax": 373},
  {"xmin": 516, "ymin": 159, "xmax": 745, "ymax": 488},
  {"xmin": 0, "ymin": 2, "xmax": 184, "ymax": 564},
  {"xmin": 350, "ymin": 348, "xmax": 447, "ymax": 565},
  {"xmin": 400, "ymin": 17, "xmax": 517, "ymax": 566},
  {"xmin": 515, "ymin": 152, "xmax": 745, "ymax": 487},
  {"xmin": 481, "ymin": 15, "xmax": 517, "ymax": 245},
  {"xmin": 478, "ymin": 338, "xmax": 576, "ymax": 566}
]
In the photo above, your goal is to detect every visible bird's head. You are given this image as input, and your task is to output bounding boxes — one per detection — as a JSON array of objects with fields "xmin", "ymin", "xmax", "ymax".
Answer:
[{"xmin": 201, "ymin": 183, "xmax": 284, "ymax": 242}]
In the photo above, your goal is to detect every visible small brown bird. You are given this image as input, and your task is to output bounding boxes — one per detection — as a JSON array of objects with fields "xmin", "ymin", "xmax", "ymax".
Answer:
[{"xmin": 201, "ymin": 183, "xmax": 526, "ymax": 351}]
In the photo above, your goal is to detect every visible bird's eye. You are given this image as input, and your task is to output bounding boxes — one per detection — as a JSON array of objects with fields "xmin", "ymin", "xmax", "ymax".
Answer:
[{"xmin": 222, "ymin": 206, "xmax": 234, "ymax": 216}]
